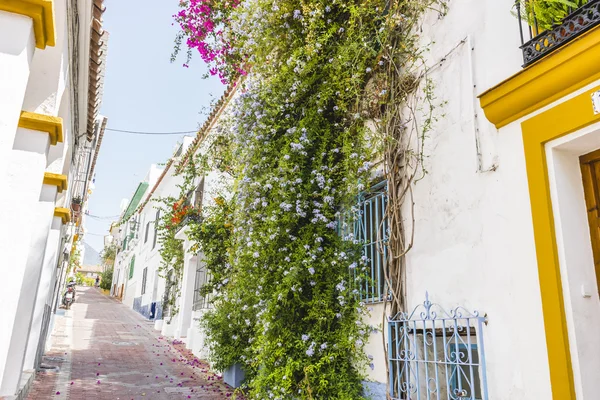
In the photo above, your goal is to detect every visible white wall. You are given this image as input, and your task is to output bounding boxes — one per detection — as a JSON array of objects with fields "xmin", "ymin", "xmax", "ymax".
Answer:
[{"xmin": 364, "ymin": 1, "xmax": 556, "ymax": 397}]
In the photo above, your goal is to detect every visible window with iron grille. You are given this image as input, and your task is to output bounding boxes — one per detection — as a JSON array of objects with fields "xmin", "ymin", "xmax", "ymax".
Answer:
[
  {"xmin": 193, "ymin": 260, "xmax": 212, "ymax": 311},
  {"xmin": 388, "ymin": 295, "xmax": 488, "ymax": 400},
  {"xmin": 355, "ymin": 180, "xmax": 388, "ymax": 303},
  {"xmin": 193, "ymin": 177, "xmax": 205, "ymax": 211},
  {"xmin": 141, "ymin": 267, "xmax": 148, "ymax": 295},
  {"xmin": 144, "ymin": 221, "xmax": 150, "ymax": 243},
  {"xmin": 152, "ymin": 210, "xmax": 159, "ymax": 250},
  {"xmin": 129, "ymin": 255, "xmax": 135, "ymax": 279}
]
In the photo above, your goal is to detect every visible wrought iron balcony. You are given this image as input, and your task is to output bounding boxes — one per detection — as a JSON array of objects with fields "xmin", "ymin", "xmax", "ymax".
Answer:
[
  {"xmin": 516, "ymin": 0, "xmax": 600, "ymax": 67},
  {"xmin": 179, "ymin": 211, "xmax": 203, "ymax": 228}
]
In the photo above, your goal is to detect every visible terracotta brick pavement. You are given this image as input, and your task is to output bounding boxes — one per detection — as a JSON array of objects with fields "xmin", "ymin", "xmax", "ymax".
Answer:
[{"xmin": 27, "ymin": 287, "xmax": 238, "ymax": 399}]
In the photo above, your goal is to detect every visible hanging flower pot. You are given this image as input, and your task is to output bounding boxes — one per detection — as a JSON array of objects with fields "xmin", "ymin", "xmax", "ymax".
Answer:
[{"xmin": 71, "ymin": 196, "xmax": 82, "ymax": 212}]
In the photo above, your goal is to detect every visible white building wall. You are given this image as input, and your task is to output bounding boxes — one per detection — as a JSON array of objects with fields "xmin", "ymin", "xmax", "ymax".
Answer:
[
  {"xmin": 362, "ymin": 1, "xmax": 555, "ymax": 398},
  {"xmin": 0, "ymin": 1, "xmax": 93, "ymax": 395},
  {"xmin": 115, "ymin": 138, "xmax": 196, "ymax": 319}
]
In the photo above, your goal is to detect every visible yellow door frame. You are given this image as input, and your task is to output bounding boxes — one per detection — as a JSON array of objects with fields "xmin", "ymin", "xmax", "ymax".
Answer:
[{"xmin": 522, "ymin": 84, "xmax": 600, "ymax": 399}]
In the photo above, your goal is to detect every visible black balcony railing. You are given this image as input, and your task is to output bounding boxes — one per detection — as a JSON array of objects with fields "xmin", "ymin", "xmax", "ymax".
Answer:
[
  {"xmin": 180, "ymin": 212, "xmax": 203, "ymax": 228},
  {"xmin": 516, "ymin": 0, "xmax": 600, "ymax": 67}
]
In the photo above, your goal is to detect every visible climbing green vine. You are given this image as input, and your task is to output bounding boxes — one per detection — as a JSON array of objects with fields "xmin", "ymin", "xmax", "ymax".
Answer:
[{"xmin": 169, "ymin": 0, "xmax": 447, "ymax": 398}]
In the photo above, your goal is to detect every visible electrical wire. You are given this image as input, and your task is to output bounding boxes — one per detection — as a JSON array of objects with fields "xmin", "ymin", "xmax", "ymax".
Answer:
[
  {"xmin": 105, "ymin": 128, "xmax": 198, "ymax": 135},
  {"xmin": 86, "ymin": 213, "xmax": 121, "ymax": 220}
]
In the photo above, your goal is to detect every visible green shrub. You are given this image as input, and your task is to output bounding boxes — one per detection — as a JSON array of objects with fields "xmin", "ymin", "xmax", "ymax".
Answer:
[
  {"xmin": 517, "ymin": 0, "xmax": 588, "ymax": 31},
  {"xmin": 75, "ymin": 272, "xmax": 84, "ymax": 285},
  {"xmin": 100, "ymin": 268, "xmax": 113, "ymax": 291}
]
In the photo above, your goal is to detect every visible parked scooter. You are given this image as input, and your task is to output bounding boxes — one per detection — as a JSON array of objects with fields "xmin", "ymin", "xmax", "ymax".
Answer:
[{"xmin": 63, "ymin": 281, "xmax": 76, "ymax": 309}]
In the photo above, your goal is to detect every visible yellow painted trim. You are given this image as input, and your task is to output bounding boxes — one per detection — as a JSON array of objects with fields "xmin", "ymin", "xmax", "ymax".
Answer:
[
  {"xmin": 0, "ymin": 0, "xmax": 55, "ymax": 49},
  {"xmin": 53, "ymin": 207, "xmax": 70, "ymax": 224},
  {"xmin": 522, "ymin": 85, "xmax": 600, "ymax": 400},
  {"xmin": 42, "ymin": 172, "xmax": 67, "ymax": 193},
  {"xmin": 479, "ymin": 26, "xmax": 600, "ymax": 129},
  {"xmin": 19, "ymin": 111, "xmax": 63, "ymax": 145}
]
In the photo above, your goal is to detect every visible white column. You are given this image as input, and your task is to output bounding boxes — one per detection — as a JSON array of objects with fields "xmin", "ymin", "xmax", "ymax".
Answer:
[
  {"xmin": 0, "ymin": 183, "xmax": 57, "ymax": 395},
  {"xmin": 23, "ymin": 216, "xmax": 63, "ymax": 370},
  {"xmin": 0, "ymin": 11, "xmax": 35, "ymax": 188},
  {"xmin": 0, "ymin": 128, "xmax": 51, "ymax": 396},
  {"xmin": 174, "ymin": 226, "xmax": 197, "ymax": 340}
]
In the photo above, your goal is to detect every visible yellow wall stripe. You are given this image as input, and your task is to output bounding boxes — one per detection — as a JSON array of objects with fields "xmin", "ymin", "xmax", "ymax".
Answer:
[
  {"xmin": 19, "ymin": 111, "xmax": 63, "ymax": 145},
  {"xmin": 522, "ymin": 85, "xmax": 600, "ymax": 400},
  {"xmin": 0, "ymin": 0, "xmax": 55, "ymax": 49},
  {"xmin": 53, "ymin": 207, "xmax": 70, "ymax": 224},
  {"xmin": 42, "ymin": 172, "xmax": 67, "ymax": 193},
  {"xmin": 479, "ymin": 26, "xmax": 600, "ymax": 129}
]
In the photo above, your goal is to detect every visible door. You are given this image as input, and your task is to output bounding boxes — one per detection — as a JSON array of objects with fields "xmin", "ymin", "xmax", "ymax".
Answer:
[{"xmin": 580, "ymin": 149, "xmax": 600, "ymax": 292}]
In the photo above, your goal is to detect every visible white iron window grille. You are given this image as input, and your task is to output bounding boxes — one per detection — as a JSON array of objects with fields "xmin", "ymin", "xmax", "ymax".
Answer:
[{"xmin": 388, "ymin": 294, "xmax": 489, "ymax": 400}]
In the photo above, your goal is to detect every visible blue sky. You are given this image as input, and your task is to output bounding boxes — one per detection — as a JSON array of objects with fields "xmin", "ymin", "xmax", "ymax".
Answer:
[{"xmin": 85, "ymin": 0, "xmax": 225, "ymax": 252}]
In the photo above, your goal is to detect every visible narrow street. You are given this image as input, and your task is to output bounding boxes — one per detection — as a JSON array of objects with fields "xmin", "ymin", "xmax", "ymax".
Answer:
[{"xmin": 27, "ymin": 287, "xmax": 235, "ymax": 399}]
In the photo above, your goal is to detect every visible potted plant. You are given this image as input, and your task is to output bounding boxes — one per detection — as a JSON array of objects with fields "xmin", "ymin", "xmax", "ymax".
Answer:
[{"xmin": 71, "ymin": 196, "xmax": 82, "ymax": 212}]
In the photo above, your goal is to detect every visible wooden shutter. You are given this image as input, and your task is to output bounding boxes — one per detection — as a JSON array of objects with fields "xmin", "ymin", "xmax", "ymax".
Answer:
[{"xmin": 580, "ymin": 149, "xmax": 600, "ymax": 292}]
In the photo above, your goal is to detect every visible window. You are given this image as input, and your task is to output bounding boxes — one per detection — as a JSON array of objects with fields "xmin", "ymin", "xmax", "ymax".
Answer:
[
  {"xmin": 129, "ymin": 255, "xmax": 135, "ymax": 279},
  {"xmin": 144, "ymin": 221, "xmax": 150, "ymax": 243},
  {"xmin": 152, "ymin": 210, "xmax": 160, "ymax": 250},
  {"xmin": 193, "ymin": 177, "xmax": 205, "ymax": 211},
  {"xmin": 193, "ymin": 259, "xmax": 211, "ymax": 311},
  {"xmin": 355, "ymin": 180, "xmax": 388, "ymax": 303},
  {"xmin": 141, "ymin": 267, "xmax": 148, "ymax": 295},
  {"xmin": 387, "ymin": 297, "xmax": 488, "ymax": 400}
]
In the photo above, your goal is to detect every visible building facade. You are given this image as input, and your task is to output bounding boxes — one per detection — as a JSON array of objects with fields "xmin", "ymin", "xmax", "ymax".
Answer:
[
  {"xmin": 109, "ymin": 1, "xmax": 600, "ymax": 399},
  {"xmin": 0, "ymin": 0, "xmax": 108, "ymax": 397}
]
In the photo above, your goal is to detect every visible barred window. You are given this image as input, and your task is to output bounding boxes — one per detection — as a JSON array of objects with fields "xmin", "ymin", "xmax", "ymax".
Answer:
[
  {"xmin": 141, "ymin": 267, "xmax": 148, "ymax": 295},
  {"xmin": 193, "ymin": 259, "xmax": 212, "ymax": 311},
  {"xmin": 388, "ymin": 297, "xmax": 488, "ymax": 400},
  {"xmin": 355, "ymin": 180, "xmax": 388, "ymax": 303},
  {"xmin": 152, "ymin": 210, "xmax": 159, "ymax": 250},
  {"xmin": 144, "ymin": 221, "xmax": 150, "ymax": 243}
]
